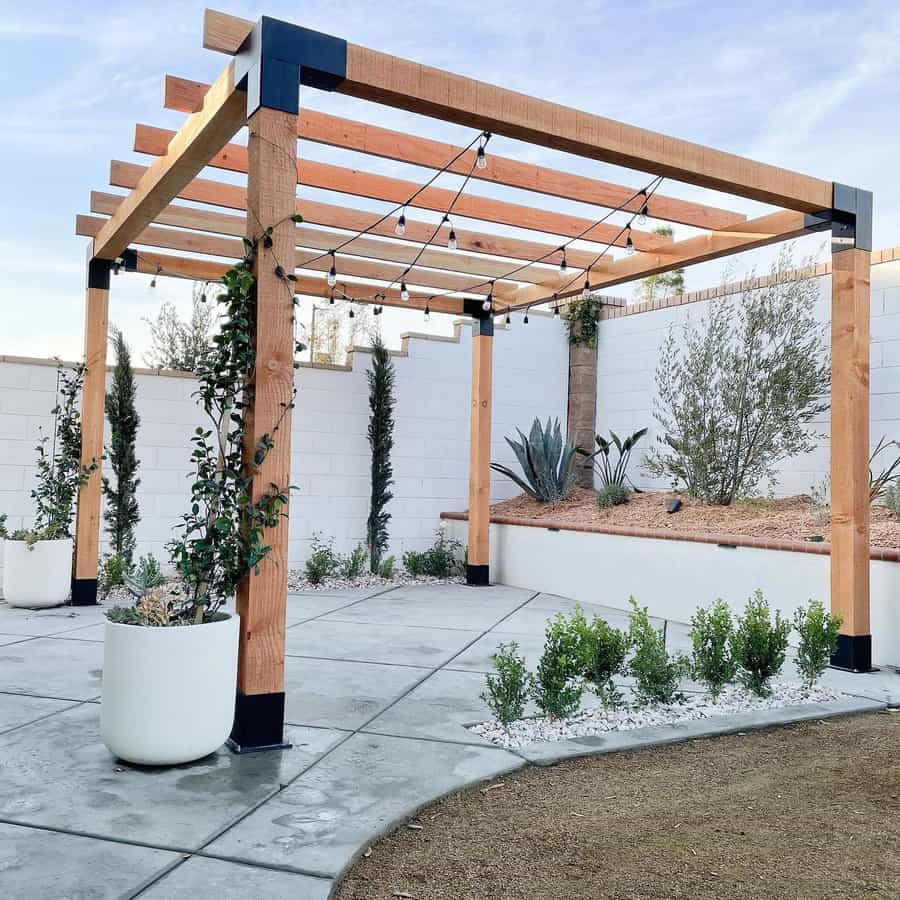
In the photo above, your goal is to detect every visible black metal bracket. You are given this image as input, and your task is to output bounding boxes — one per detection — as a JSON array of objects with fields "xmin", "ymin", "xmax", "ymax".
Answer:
[
  {"xmin": 234, "ymin": 16, "xmax": 347, "ymax": 117},
  {"xmin": 829, "ymin": 183, "xmax": 873, "ymax": 253},
  {"xmin": 86, "ymin": 248, "xmax": 137, "ymax": 289},
  {"xmin": 463, "ymin": 299, "xmax": 495, "ymax": 336},
  {"xmin": 466, "ymin": 564, "xmax": 490, "ymax": 586}
]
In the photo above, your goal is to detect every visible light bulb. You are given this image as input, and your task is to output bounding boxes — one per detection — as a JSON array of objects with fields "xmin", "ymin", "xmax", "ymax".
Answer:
[
  {"xmin": 327, "ymin": 253, "xmax": 337, "ymax": 287},
  {"xmin": 349, "ymin": 308, "xmax": 355, "ymax": 319},
  {"xmin": 504, "ymin": 314, "xmax": 511, "ymax": 330},
  {"xmin": 638, "ymin": 203, "xmax": 649, "ymax": 226},
  {"xmin": 559, "ymin": 250, "xmax": 567, "ymax": 275},
  {"xmin": 448, "ymin": 229, "xmax": 457, "ymax": 251},
  {"xmin": 554, "ymin": 305, "xmax": 560, "ymax": 318},
  {"xmin": 424, "ymin": 305, "xmax": 431, "ymax": 323},
  {"xmin": 395, "ymin": 210, "xmax": 406, "ymax": 236},
  {"xmin": 626, "ymin": 232, "xmax": 635, "ymax": 256},
  {"xmin": 482, "ymin": 297, "xmax": 492, "ymax": 312},
  {"xmin": 582, "ymin": 279, "xmax": 591, "ymax": 301},
  {"xmin": 329, "ymin": 291, "xmax": 335, "ymax": 305},
  {"xmin": 523, "ymin": 311, "xmax": 529, "ymax": 325},
  {"xmin": 476, "ymin": 145, "xmax": 487, "ymax": 169},
  {"xmin": 400, "ymin": 281, "xmax": 409, "ymax": 301}
]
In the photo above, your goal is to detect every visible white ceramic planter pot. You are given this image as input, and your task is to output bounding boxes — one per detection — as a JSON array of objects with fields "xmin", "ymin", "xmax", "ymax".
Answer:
[
  {"xmin": 2, "ymin": 538, "xmax": 73, "ymax": 608},
  {"xmin": 102, "ymin": 613, "xmax": 239, "ymax": 765}
]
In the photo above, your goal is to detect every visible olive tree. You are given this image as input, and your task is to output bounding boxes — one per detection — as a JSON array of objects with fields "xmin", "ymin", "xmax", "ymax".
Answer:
[{"xmin": 644, "ymin": 249, "xmax": 830, "ymax": 505}]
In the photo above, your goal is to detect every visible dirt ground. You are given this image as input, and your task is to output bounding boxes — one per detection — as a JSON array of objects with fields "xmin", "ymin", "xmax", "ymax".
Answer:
[
  {"xmin": 489, "ymin": 488, "xmax": 900, "ymax": 548},
  {"xmin": 335, "ymin": 712, "xmax": 900, "ymax": 900}
]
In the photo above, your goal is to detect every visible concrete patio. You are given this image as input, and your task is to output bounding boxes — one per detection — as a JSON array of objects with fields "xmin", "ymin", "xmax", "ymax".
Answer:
[{"xmin": 0, "ymin": 582, "xmax": 897, "ymax": 898}]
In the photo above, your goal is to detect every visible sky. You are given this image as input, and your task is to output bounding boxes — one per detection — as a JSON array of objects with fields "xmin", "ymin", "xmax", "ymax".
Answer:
[{"xmin": 2, "ymin": 0, "xmax": 899, "ymax": 363}]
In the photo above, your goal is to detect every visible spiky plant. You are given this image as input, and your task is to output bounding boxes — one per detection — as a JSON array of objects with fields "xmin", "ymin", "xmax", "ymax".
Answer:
[
  {"xmin": 102, "ymin": 326, "xmax": 141, "ymax": 564},
  {"xmin": 366, "ymin": 333, "xmax": 395, "ymax": 572},
  {"xmin": 491, "ymin": 417, "xmax": 577, "ymax": 504}
]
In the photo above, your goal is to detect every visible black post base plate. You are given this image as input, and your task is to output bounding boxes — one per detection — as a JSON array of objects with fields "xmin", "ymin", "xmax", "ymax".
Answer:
[
  {"xmin": 229, "ymin": 690, "xmax": 288, "ymax": 753},
  {"xmin": 226, "ymin": 737, "xmax": 292, "ymax": 755},
  {"xmin": 70, "ymin": 578, "xmax": 99, "ymax": 607},
  {"xmin": 829, "ymin": 633, "xmax": 873, "ymax": 673},
  {"xmin": 466, "ymin": 564, "xmax": 490, "ymax": 586}
]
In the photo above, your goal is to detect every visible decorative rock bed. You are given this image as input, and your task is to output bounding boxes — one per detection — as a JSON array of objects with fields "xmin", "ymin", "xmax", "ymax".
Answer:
[
  {"xmin": 469, "ymin": 683, "xmax": 843, "ymax": 749},
  {"xmin": 286, "ymin": 570, "xmax": 465, "ymax": 592}
]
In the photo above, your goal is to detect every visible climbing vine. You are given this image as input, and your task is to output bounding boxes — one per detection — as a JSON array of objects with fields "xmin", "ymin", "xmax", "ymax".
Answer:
[{"xmin": 563, "ymin": 296, "xmax": 602, "ymax": 349}]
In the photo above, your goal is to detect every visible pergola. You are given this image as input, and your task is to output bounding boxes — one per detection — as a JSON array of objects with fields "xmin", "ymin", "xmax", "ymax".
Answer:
[{"xmin": 73, "ymin": 8, "xmax": 873, "ymax": 751}]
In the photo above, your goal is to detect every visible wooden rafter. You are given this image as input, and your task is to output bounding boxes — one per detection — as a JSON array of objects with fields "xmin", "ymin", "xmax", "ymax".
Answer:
[
  {"xmin": 133, "ymin": 124, "xmax": 672, "ymax": 251},
  {"xmin": 165, "ymin": 74, "xmax": 746, "ymax": 232}
]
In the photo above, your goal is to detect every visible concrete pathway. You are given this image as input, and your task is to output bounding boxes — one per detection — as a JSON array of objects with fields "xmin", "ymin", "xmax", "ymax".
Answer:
[{"xmin": 0, "ymin": 583, "xmax": 896, "ymax": 898}]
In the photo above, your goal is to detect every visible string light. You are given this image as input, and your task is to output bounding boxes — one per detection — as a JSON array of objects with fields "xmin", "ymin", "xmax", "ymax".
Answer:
[
  {"xmin": 348, "ymin": 306, "xmax": 355, "ymax": 319},
  {"xmin": 553, "ymin": 293, "xmax": 560, "ymax": 318},
  {"xmin": 329, "ymin": 290, "xmax": 335, "ymax": 305},
  {"xmin": 523, "ymin": 309, "xmax": 530, "ymax": 325},
  {"xmin": 558, "ymin": 247, "xmax": 567, "ymax": 275},
  {"xmin": 424, "ymin": 302, "xmax": 431, "ymax": 323},
  {"xmin": 482, "ymin": 281, "xmax": 494, "ymax": 312},
  {"xmin": 400, "ymin": 278, "xmax": 410, "ymax": 301},
  {"xmin": 505, "ymin": 311, "xmax": 512, "ymax": 330},
  {"xmin": 582, "ymin": 269, "xmax": 592, "ymax": 301},
  {"xmin": 476, "ymin": 140, "xmax": 488, "ymax": 169},
  {"xmin": 625, "ymin": 226, "xmax": 635, "ymax": 256},
  {"xmin": 395, "ymin": 209, "xmax": 407, "ymax": 236},
  {"xmin": 638, "ymin": 190, "xmax": 649, "ymax": 225},
  {"xmin": 112, "ymin": 257, "xmax": 123, "ymax": 276},
  {"xmin": 327, "ymin": 251, "xmax": 337, "ymax": 287},
  {"xmin": 443, "ymin": 216, "xmax": 458, "ymax": 251},
  {"xmin": 149, "ymin": 266, "xmax": 161, "ymax": 289}
]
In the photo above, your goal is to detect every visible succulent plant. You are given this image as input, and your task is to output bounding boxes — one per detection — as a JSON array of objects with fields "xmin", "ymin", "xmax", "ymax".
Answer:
[{"xmin": 491, "ymin": 417, "xmax": 577, "ymax": 504}]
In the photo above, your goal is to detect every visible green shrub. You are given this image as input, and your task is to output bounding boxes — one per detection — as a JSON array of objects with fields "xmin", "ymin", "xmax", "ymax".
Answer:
[
  {"xmin": 793, "ymin": 600, "xmax": 842, "ymax": 690},
  {"xmin": 481, "ymin": 641, "xmax": 530, "ymax": 728},
  {"xmin": 567, "ymin": 606, "xmax": 629, "ymax": 708},
  {"xmin": 124, "ymin": 553, "xmax": 166, "ymax": 598},
  {"xmin": 377, "ymin": 555, "xmax": 396, "ymax": 579},
  {"xmin": 731, "ymin": 590, "xmax": 790, "ymax": 697},
  {"xmin": 402, "ymin": 529, "xmax": 465, "ymax": 578},
  {"xmin": 341, "ymin": 544, "xmax": 368, "ymax": 580},
  {"xmin": 597, "ymin": 484, "xmax": 630, "ymax": 509},
  {"xmin": 627, "ymin": 598, "xmax": 689, "ymax": 706},
  {"xmin": 531, "ymin": 613, "xmax": 584, "ymax": 719},
  {"xmin": 883, "ymin": 483, "xmax": 900, "ymax": 519},
  {"xmin": 304, "ymin": 533, "xmax": 341, "ymax": 585},
  {"xmin": 99, "ymin": 554, "xmax": 129, "ymax": 598},
  {"xmin": 690, "ymin": 599, "xmax": 737, "ymax": 700},
  {"xmin": 580, "ymin": 428, "xmax": 647, "ymax": 491}
]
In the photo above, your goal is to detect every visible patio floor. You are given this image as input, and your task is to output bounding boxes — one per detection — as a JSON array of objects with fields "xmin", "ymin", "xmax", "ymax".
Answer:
[{"xmin": 0, "ymin": 582, "xmax": 898, "ymax": 898}]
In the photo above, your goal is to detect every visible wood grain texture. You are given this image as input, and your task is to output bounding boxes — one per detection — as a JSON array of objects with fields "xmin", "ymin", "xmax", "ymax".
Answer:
[
  {"xmin": 202, "ymin": 8, "xmax": 252, "ymax": 54},
  {"xmin": 467, "ymin": 331, "xmax": 493, "ymax": 568},
  {"xmin": 73, "ymin": 283, "xmax": 109, "ymax": 581},
  {"xmin": 830, "ymin": 248, "xmax": 871, "ymax": 636},
  {"xmin": 164, "ymin": 74, "xmax": 745, "ymax": 231},
  {"xmin": 235, "ymin": 106, "xmax": 297, "ymax": 697}
]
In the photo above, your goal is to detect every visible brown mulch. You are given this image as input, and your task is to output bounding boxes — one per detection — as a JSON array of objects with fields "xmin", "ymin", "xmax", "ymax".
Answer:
[
  {"xmin": 334, "ymin": 711, "xmax": 900, "ymax": 900},
  {"xmin": 486, "ymin": 487, "xmax": 900, "ymax": 549}
]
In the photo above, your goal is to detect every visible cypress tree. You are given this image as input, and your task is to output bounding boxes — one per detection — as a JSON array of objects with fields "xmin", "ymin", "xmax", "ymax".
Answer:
[
  {"xmin": 102, "ymin": 326, "xmax": 141, "ymax": 563},
  {"xmin": 366, "ymin": 334, "xmax": 396, "ymax": 573}
]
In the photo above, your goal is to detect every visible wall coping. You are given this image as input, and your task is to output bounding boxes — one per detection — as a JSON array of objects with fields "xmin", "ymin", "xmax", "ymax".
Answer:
[{"xmin": 439, "ymin": 510, "xmax": 900, "ymax": 563}]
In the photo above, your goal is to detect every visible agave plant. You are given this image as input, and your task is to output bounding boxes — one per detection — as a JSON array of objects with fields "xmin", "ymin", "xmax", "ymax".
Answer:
[
  {"xmin": 490, "ymin": 418, "xmax": 577, "ymax": 504},
  {"xmin": 578, "ymin": 427, "xmax": 648, "ymax": 490}
]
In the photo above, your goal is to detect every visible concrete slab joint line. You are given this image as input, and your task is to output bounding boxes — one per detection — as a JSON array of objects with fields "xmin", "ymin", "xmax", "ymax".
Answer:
[{"xmin": 0, "ymin": 584, "xmax": 898, "ymax": 898}]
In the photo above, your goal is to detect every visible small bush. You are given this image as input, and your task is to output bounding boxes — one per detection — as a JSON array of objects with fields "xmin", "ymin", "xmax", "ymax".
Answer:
[
  {"xmin": 402, "ymin": 529, "xmax": 465, "ymax": 579},
  {"xmin": 793, "ymin": 600, "xmax": 842, "ymax": 690},
  {"xmin": 627, "ymin": 598, "xmax": 689, "ymax": 706},
  {"xmin": 304, "ymin": 533, "xmax": 341, "ymax": 585},
  {"xmin": 341, "ymin": 544, "xmax": 368, "ymax": 580},
  {"xmin": 567, "ymin": 606, "xmax": 629, "ymax": 708},
  {"xmin": 883, "ymin": 483, "xmax": 900, "ymax": 519},
  {"xmin": 99, "ymin": 554, "xmax": 129, "ymax": 598},
  {"xmin": 597, "ymin": 484, "xmax": 630, "ymax": 509},
  {"xmin": 377, "ymin": 555, "xmax": 396, "ymax": 579},
  {"xmin": 531, "ymin": 613, "xmax": 584, "ymax": 719},
  {"xmin": 731, "ymin": 590, "xmax": 790, "ymax": 697},
  {"xmin": 690, "ymin": 599, "xmax": 737, "ymax": 700},
  {"xmin": 481, "ymin": 641, "xmax": 530, "ymax": 728},
  {"xmin": 124, "ymin": 553, "xmax": 166, "ymax": 598}
]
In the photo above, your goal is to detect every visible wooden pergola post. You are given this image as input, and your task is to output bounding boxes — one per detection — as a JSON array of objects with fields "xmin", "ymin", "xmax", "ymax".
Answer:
[
  {"xmin": 466, "ymin": 310, "xmax": 494, "ymax": 585},
  {"xmin": 829, "ymin": 185, "xmax": 874, "ymax": 671},
  {"xmin": 72, "ymin": 256, "xmax": 113, "ymax": 605}
]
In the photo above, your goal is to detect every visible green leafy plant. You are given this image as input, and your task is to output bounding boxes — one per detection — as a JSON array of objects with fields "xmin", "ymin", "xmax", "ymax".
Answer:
[
  {"xmin": 563, "ymin": 295, "xmax": 602, "ymax": 349},
  {"xmin": 579, "ymin": 428, "xmax": 647, "ymax": 491},
  {"xmin": 99, "ymin": 554, "xmax": 129, "ymax": 598},
  {"xmin": 143, "ymin": 283, "xmax": 215, "ymax": 373},
  {"xmin": 568, "ymin": 606, "xmax": 629, "ymax": 708},
  {"xmin": 402, "ymin": 528, "xmax": 465, "ymax": 578},
  {"xmin": 124, "ymin": 553, "xmax": 166, "ymax": 598},
  {"xmin": 481, "ymin": 641, "xmax": 530, "ymax": 728},
  {"xmin": 869, "ymin": 436, "xmax": 900, "ymax": 503},
  {"xmin": 366, "ymin": 333, "xmax": 396, "ymax": 573},
  {"xmin": 162, "ymin": 239, "xmax": 300, "ymax": 625},
  {"xmin": 690, "ymin": 599, "xmax": 737, "ymax": 701},
  {"xmin": 597, "ymin": 483, "xmax": 630, "ymax": 509},
  {"xmin": 731, "ymin": 590, "xmax": 791, "ymax": 697},
  {"xmin": 377, "ymin": 555, "xmax": 396, "ymax": 579},
  {"xmin": 490, "ymin": 417, "xmax": 576, "ymax": 504},
  {"xmin": 102, "ymin": 326, "xmax": 141, "ymax": 564},
  {"xmin": 305, "ymin": 533, "xmax": 341, "ymax": 585},
  {"xmin": 341, "ymin": 543, "xmax": 368, "ymax": 580},
  {"xmin": 531, "ymin": 613, "xmax": 584, "ymax": 719},
  {"xmin": 627, "ymin": 598, "xmax": 689, "ymax": 705},
  {"xmin": 645, "ymin": 249, "xmax": 830, "ymax": 505},
  {"xmin": 793, "ymin": 600, "xmax": 842, "ymax": 690},
  {"xmin": 0, "ymin": 514, "xmax": 7, "ymax": 539},
  {"xmin": 883, "ymin": 483, "xmax": 900, "ymax": 519}
]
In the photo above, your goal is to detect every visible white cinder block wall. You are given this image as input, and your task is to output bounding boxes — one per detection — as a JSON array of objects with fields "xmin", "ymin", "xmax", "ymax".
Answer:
[
  {"xmin": 0, "ymin": 314, "xmax": 568, "ymax": 570},
  {"xmin": 596, "ymin": 260, "xmax": 900, "ymax": 496}
]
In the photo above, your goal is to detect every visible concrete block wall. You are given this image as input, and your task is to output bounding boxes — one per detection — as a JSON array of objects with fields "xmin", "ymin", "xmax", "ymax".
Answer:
[
  {"xmin": 595, "ymin": 259, "xmax": 900, "ymax": 497},
  {"xmin": 0, "ymin": 313, "xmax": 568, "ymax": 571}
]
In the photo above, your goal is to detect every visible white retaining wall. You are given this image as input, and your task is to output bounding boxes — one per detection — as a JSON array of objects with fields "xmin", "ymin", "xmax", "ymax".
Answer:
[
  {"xmin": 597, "ymin": 260, "xmax": 900, "ymax": 496},
  {"xmin": 0, "ymin": 315, "xmax": 568, "ymax": 571}
]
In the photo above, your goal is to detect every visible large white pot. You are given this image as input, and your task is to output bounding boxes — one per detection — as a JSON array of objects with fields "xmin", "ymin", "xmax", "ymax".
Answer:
[
  {"xmin": 102, "ymin": 613, "xmax": 239, "ymax": 765},
  {"xmin": 2, "ymin": 538, "xmax": 73, "ymax": 608}
]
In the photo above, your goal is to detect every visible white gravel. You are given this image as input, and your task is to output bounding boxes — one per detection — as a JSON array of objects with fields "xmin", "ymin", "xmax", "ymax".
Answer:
[
  {"xmin": 470, "ymin": 682, "xmax": 843, "ymax": 749},
  {"xmin": 286, "ymin": 569, "xmax": 465, "ymax": 592}
]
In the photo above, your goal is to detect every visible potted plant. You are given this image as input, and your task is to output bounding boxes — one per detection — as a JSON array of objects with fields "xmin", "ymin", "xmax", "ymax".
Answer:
[
  {"xmin": 102, "ymin": 245, "xmax": 296, "ymax": 766},
  {"xmin": 2, "ymin": 365, "xmax": 97, "ymax": 608}
]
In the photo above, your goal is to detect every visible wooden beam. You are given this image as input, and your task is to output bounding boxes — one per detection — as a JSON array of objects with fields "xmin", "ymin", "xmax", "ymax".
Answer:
[
  {"xmin": 72, "ymin": 260, "xmax": 110, "ymax": 605},
  {"xmin": 202, "ymin": 8, "xmax": 252, "ymax": 53},
  {"xmin": 466, "ymin": 316, "xmax": 493, "ymax": 585},
  {"xmin": 830, "ymin": 247, "xmax": 871, "ymax": 668},
  {"xmin": 165, "ymin": 74, "xmax": 746, "ymax": 231},
  {"xmin": 518, "ymin": 210, "xmax": 822, "ymax": 308},
  {"xmin": 334, "ymin": 46, "xmax": 832, "ymax": 212},
  {"xmin": 92, "ymin": 65, "xmax": 245, "ymax": 260},
  {"xmin": 77, "ymin": 212, "xmax": 512, "ymax": 297},
  {"xmin": 133, "ymin": 124, "xmax": 672, "ymax": 251},
  {"xmin": 109, "ymin": 160, "xmax": 612, "ymax": 281}
]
